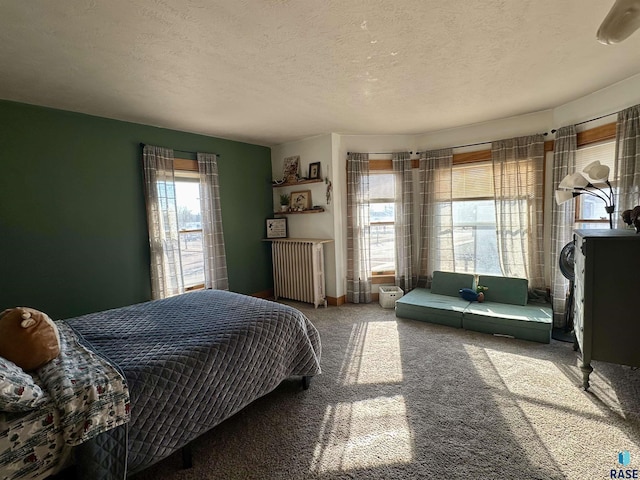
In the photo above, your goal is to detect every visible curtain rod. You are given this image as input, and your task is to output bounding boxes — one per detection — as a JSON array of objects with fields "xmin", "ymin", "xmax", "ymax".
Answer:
[
  {"xmin": 139, "ymin": 143, "xmax": 221, "ymax": 157},
  {"xmin": 550, "ymin": 111, "xmax": 618, "ymax": 134},
  {"xmin": 346, "ymin": 151, "xmax": 413, "ymax": 155},
  {"xmin": 414, "ymin": 132, "xmax": 549, "ymax": 156}
]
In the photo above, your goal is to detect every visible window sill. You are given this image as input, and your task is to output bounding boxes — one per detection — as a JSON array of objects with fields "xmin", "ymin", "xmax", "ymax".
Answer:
[{"xmin": 372, "ymin": 275, "xmax": 395, "ymax": 284}]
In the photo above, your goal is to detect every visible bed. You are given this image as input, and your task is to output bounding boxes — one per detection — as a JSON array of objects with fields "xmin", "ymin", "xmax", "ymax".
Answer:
[{"xmin": 0, "ymin": 289, "xmax": 322, "ymax": 479}]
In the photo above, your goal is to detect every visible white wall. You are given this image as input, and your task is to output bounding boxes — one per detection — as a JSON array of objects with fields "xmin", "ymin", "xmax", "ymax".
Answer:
[
  {"xmin": 554, "ymin": 73, "xmax": 640, "ymax": 129},
  {"xmin": 271, "ymin": 73, "xmax": 640, "ymax": 302},
  {"xmin": 271, "ymin": 134, "xmax": 338, "ymax": 297}
]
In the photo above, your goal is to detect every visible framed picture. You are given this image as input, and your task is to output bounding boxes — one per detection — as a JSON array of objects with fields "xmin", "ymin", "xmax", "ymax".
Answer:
[
  {"xmin": 266, "ymin": 218, "xmax": 287, "ymax": 238},
  {"xmin": 309, "ymin": 162, "xmax": 321, "ymax": 180},
  {"xmin": 290, "ymin": 190, "xmax": 311, "ymax": 211},
  {"xmin": 283, "ymin": 155, "xmax": 300, "ymax": 182}
]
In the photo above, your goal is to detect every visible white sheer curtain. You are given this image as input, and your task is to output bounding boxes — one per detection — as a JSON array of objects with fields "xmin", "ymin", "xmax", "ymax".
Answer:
[
  {"xmin": 492, "ymin": 135, "xmax": 545, "ymax": 289},
  {"xmin": 197, "ymin": 153, "xmax": 229, "ymax": 290},
  {"xmin": 417, "ymin": 148, "xmax": 454, "ymax": 287},
  {"xmin": 346, "ymin": 152, "xmax": 372, "ymax": 303},
  {"xmin": 550, "ymin": 126, "xmax": 577, "ymax": 327},
  {"xmin": 393, "ymin": 151, "xmax": 414, "ymax": 291},
  {"xmin": 142, "ymin": 145, "xmax": 184, "ymax": 299},
  {"xmin": 614, "ymin": 104, "xmax": 640, "ymax": 224}
]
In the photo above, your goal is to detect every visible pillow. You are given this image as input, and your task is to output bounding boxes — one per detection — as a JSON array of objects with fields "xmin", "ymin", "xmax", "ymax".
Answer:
[{"xmin": 0, "ymin": 356, "xmax": 47, "ymax": 412}]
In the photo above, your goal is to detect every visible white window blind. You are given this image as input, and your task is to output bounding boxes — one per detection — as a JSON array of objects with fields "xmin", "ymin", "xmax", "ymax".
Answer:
[
  {"xmin": 451, "ymin": 161, "xmax": 501, "ymax": 275},
  {"xmin": 575, "ymin": 140, "xmax": 616, "ymax": 225},
  {"xmin": 452, "ymin": 161, "xmax": 494, "ymax": 199},
  {"xmin": 575, "ymin": 140, "xmax": 616, "ymax": 181}
]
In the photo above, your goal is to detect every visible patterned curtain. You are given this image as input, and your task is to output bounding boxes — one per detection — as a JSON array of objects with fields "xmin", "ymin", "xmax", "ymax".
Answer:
[
  {"xmin": 550, "ymin": 126, "xmax": 577, "ymax": 327},
  {"xmin": 614, "ymin": 104, "xmax": 640, "ymax": 225},
  {"xmin": 197, "ymin": 153, "xmax": 229, "ymax": 290},
  {"xmin": 417, "ymin": 148, "xmax": 454, "ymax": 287},
  {"xmin": 346, "ymin": 152, "xmax": 372, "ymax": 303},
  {"xmin": 492, "ymin": 135, "xmax": 545, "ymax": 289},
  {"xmin": 393, "ymin": 152, "xmax": 414, "ymax": 291},
  {"xmin": 142, "ymin": 145, "xmax": 184, "ymax": 299}
]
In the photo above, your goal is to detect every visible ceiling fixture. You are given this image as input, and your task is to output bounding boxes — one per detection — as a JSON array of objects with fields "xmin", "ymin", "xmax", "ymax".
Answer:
[{"xmin": 597, "ymin": 0, "xmax": 640, "ymax": 44}]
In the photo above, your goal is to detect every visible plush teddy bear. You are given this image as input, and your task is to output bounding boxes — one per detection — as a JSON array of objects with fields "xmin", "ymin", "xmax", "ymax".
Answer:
[{"xmin": 0, "ymin": 307, "xmax": 60, "ymax": 371}]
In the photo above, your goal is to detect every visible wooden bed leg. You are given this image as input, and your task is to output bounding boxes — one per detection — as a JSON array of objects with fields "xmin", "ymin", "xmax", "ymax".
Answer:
[
  {"xmin": 302, "ymin": 375, "xmax": 311, "ymax": 390},
  {"xmin": 182, "ymin": 443, "xmax": 193, "ymax": 469}
]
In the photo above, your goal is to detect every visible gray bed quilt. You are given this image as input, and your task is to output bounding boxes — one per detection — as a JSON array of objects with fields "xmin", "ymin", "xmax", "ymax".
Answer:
[{"xmin": 65, "ymin": 289, "xmax": 322, "ymax": 477}]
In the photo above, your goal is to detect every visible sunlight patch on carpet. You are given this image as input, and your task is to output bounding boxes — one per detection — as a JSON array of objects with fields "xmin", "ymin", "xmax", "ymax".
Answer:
[
  {"xmin": 338, "ymin": 321, "xmax": 403, "ymax": 385},
  {"xmin": 464, "ymin": 344, "xmax": 640, "ymax": 478},
  {"xmin": 309, "ymin": 395, "xmax": 413, "ymax": 473}
]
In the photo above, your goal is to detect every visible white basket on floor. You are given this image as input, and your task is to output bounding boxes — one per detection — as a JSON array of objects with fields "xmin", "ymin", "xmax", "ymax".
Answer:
[{"xmin": 379, "ymin": 286, "xmax": 404, "ymax": 308}]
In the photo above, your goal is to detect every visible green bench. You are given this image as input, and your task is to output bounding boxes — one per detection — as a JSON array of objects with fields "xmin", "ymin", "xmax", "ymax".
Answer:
[{"xmin": 395, "ymin": 271, "xmax": 552, "ymax": 343}]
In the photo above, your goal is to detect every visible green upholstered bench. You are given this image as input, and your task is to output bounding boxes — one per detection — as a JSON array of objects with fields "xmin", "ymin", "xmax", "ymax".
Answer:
[
  {"xmin": 395, "ymin": 271, "xmax": 475, "ymax": 328},
  {"xmin": 395, "ymin": 271, "xmax": 552, "ymax": 343},
  {"xmin": 462, "ymin": 275, "xmax": 552, "ymax": 343}
]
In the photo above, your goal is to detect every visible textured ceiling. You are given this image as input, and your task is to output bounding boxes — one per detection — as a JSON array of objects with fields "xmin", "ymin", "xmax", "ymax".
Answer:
[{"xmin": 1, "ymin": 1, "xmax": 640, "ymax": 146}]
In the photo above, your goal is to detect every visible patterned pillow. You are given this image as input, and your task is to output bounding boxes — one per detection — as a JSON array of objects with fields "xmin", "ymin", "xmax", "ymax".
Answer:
[{"xmin": 0, "ymin": 356, "xmax": 47, "ymax": 412}]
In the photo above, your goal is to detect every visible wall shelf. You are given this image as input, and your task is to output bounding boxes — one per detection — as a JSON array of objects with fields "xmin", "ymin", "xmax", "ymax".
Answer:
[
  {"xmin": 272, "ymin": 178, "xmax": 323, "ymax": 188},
  {"xmin": 275, "ymin": 208, "xmax": 325, "ymax": 215}
]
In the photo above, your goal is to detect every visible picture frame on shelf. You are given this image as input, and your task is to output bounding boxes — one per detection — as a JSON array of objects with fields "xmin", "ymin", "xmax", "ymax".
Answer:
[
  {"xmin": 283, "ymin": 155, "xmax": 300, "ymax": 183},
  {"xmin": 266, "ymin": 218, "xmax": 287, "ymax": 238},
  {"xmin": 290, "ymin": 190, "xmax": 311, "ymax": 211},
  {"xmin": 309, "ymin": 162, "xmax": 321, "ymax": 180}
]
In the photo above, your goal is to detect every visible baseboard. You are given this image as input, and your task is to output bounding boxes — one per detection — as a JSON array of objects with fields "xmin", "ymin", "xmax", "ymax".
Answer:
[
  {"xmin": 327, "ymin": 295, "xmax": 346, "ymax": 306},
  {"xmin": 252, "ymin": 289, "xmax": 274, "ymax": 299}
]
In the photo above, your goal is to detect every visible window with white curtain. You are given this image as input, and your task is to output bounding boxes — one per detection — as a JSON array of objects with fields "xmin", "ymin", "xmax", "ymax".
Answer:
[
  {"xmin": 574, "ymin": 139, "xmax": 616, "ymax": 229},
  {"xmin": 452, "ymin": 162, "xmax": 501, "ymax": 275},
  {"xmin": 369, "ymin": 172, "xmax": 396, "ymax": 274}
]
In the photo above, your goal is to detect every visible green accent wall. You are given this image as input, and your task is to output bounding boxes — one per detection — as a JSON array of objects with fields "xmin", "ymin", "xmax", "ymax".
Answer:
[{"xmin": 0, "ymin": 100, "xmax": 273, "ymax": 319}]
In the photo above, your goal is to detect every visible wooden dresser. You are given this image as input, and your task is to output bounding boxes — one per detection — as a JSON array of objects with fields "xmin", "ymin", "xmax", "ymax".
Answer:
[{"xmin": 573, "ymin": 229, "xmax": 640, "ymax": 390}]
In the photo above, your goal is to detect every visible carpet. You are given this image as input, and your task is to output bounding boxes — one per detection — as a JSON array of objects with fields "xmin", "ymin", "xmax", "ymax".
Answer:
[{"xmin": 132, "ymin": 302, "xmax": 640, "ymax": 480}]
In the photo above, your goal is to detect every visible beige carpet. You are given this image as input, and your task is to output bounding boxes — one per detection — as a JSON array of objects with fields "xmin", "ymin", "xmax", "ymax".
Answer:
[{"xmin": 132, "ymin": 302, "xmax": 640, "ymax": 480}]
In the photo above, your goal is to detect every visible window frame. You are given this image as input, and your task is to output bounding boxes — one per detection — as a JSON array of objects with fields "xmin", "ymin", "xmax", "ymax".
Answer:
[
  {"xmin": 174, "ymin": 159, "xmax": 205, "ymax": 292},
  {"xmin": 368, "ymin": 168, "xmax": 396, "ymax": 277},
  {"xmin": 572, "ymin": 123, "xmax": 617, "ymax": 227}
]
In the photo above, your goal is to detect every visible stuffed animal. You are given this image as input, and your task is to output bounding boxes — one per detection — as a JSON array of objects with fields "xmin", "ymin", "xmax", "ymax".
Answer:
[
  {"xmin": 0, "ymin": 307, "xmax": 60, "ymax": 371},
  {"xmin": 476, "ymin": 285, "xmax": 489, "ymax": 302},
  {"xmin": 459, "ymin": 285, "xmax": 489, "ymax": 303}
]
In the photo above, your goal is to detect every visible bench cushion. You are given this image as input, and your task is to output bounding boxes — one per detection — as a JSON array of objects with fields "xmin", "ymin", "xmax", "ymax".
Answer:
[
  {"xmin": 395, "ymin": 288, "xmax": 469, "ymax": 328},
  {"xmin": 431, "ymin": 271, "xmax": 476, "ymax": 297},
  {"xmin": 477, "ymin": 275, "xmax": 528, "ymax": 306},
  {"xmin": 462, "ymin": 302, "xmax": 552, "ymax": 343}
]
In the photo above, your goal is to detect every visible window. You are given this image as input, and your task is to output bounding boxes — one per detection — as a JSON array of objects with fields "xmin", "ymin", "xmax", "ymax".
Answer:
[
  {"xmin": 369, "ymin": 172, "xmax": 395, "ymax": 274},
  {"xmin": 574, "ymin": 139, "xmax": 616, "ymax": 229},
  {"xmin": 174, "ymin": 174, "xmax": 204, "ymax": 289},
  {"xmin": 451, "ymin": 162, "xmax": 501, "ymax": 275}
]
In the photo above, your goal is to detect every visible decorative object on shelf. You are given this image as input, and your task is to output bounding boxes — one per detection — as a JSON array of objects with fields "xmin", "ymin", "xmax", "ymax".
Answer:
[
  {"xmin": 555, "ymin": 160, "xmax": 615, "ymax": 229},
  {"xmin": 325, "ymin": 177, "xmax": 332, "ymax": 205},
  {"xmin": 290, "ymin": 190, "xmax": 311, "ymax": 211},
  {"xmin": 266, "ymin": 218, "xmax": 287, "ymax": 238},
  {"xmin": 621, "ymin": 205, "xmax": 640, "ymax": 233},
  {"xmin": 308, "ymin": 162, "xmax": 321, "ymax": 180},
  {"xmin": 279, "ymin": 193, "xmax": 290, "ymax": 212},
  {"xmin": 283, "ymin": 155, "xmax": 300, "ymax": 184}
]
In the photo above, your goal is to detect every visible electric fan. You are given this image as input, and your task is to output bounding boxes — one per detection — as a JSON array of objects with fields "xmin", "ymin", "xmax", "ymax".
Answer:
[{"xmin": 554, "ymin": 241, "xmax": 576, "ymax": 342}]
